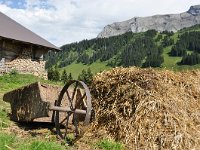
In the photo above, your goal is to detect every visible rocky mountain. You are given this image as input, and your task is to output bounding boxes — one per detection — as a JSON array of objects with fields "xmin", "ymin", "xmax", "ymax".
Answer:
[{"xmin": 98, "ymin": 5, "xmax": 200, "ymax": 38}]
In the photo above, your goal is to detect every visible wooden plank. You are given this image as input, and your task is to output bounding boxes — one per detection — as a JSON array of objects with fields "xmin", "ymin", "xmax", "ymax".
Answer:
[
  {"xmin": 3, "ymin": 82, "xmax": 50, "ymax": 122},
  {"xmin": 4, "ymin": 50, "xmax": 18, "ymax": 57}
]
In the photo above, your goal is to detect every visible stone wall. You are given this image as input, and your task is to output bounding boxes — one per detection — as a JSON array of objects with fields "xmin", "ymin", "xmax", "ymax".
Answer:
[
  {"xmin": 0, "ymin": 58, "xmax": 5, "ymax": 75},
  {"xmin": 1, "ymin": 47, "xmax": 47, "ymax": 78}
]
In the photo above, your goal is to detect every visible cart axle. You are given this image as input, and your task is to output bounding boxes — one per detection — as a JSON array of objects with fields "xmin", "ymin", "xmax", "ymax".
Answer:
[{"xmin": 49, "ymin": 105, "xmax": 87, "ymax": 115}]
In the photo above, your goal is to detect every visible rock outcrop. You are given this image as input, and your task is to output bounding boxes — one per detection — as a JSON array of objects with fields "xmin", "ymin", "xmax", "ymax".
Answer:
[{"xmin": 97, "ymin": 5, "xmax": 200, "ymax": 38}]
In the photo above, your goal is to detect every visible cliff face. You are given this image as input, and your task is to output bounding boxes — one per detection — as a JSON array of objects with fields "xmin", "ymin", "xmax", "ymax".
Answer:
[{"xmin": 97, "ymin": 5, "xmax": 200, "ymax": 38}]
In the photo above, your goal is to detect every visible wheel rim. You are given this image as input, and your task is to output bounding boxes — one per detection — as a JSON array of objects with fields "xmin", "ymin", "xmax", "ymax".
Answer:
[{"xmin": 55, "ymin": 80, "xmax": 92, "ymax": 141}]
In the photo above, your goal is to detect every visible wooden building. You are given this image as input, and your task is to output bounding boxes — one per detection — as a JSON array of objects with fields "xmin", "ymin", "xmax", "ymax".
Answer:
[{"xmin": 0, "ymin": 12, "xmax": 59, "ymax": 77}]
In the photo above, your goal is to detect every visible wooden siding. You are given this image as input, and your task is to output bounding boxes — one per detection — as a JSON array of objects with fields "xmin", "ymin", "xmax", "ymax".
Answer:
[{"xmin": 0, "ymin": 39, "xmax": 48, "ymax": 62}]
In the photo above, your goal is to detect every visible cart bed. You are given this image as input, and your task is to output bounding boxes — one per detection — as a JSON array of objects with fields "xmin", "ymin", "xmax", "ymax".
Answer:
[{"xmin": 3, "ymin": 82, "xmax": 61, "ymax": 122}]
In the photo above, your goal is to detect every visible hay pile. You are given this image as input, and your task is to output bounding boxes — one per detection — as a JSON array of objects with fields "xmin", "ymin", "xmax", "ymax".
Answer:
[{"xmin": 90, "ymin": 67, "xmax": 200, "ymax": 149}]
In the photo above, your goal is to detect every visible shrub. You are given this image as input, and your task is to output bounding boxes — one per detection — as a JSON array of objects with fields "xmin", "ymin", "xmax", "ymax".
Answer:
[{"xmin": 9, "ymin": 69, "xmax": 18, "ymax": 76}]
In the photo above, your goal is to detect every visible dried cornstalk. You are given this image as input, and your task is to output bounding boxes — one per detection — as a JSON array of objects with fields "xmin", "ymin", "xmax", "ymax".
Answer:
[{"xmin": 90, "ymin": 67, "xmax": 200, "ymax": 149}]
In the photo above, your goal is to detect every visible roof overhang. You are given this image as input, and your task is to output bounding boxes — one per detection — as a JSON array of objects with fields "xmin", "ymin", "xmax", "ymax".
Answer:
[
  {"xmin": 0, "ymin": 36, "xmax": 61, "ymax": 51},
  {"xmin": 0, "ymin": 12, "xmax": 61, "ymax": 51}
]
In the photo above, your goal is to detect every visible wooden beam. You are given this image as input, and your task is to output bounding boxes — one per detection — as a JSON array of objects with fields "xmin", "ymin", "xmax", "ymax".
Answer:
[
  {"xmin": 0, "ymin": 40, "xmax": 2, "ymax": 49},
  {"xmin": 31, "ymin": 44, "xmax": 33, "ymax": 51},
  {"xmin": 2, "ymin": 40, "xmax": 5, "ymax": 48},
  {"xmin": 12, "ymin": 40, "xmax": 17, "ymax": 43}
]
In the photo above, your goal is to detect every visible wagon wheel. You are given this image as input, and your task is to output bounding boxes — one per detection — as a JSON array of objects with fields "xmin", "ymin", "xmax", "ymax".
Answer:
[{"xmin": 55, "ymin": 80, "xmax": 92, "ymax": 142}]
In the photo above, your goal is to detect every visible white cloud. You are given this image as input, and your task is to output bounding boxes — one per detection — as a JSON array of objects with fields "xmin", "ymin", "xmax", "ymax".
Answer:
[{"xmin": 0, "ymin": 0, "xmax": 199, "ymax": 47}]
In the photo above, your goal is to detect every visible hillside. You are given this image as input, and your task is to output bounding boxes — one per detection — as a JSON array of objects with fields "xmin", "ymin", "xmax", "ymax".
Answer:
[
  {"xmin": 98, "ymin": 5, "xmax": 200, "ymax": 38},
  {"xmin": 45, "ymin": 24, "xmax": 200, "ymax": 78}
]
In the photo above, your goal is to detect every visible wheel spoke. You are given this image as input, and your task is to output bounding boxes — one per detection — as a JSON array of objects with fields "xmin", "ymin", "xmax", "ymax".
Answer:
[
  {"xmin": 63, "ymin": 113, "xmax": 70, "ymax": 139},
  {"xmin": 71, "ymin": 81, "xmax": 78, "ymax": 102},
  {"xmin": 60, "ymin": 112, "xmax": 72, "ymax": 124},
  {"xmin": 63, "ymin": 124, "xmax": 68, "ymax": 139},
  {"xmin": 81, "ymin": 93, "xmax": 86, "ymax": 100},
  {"xmin": 81, "ymin": 93, "xmax": 87, "ymax": 108},
  {"xmin": 66, "ymin": 90, "xmax": 71, "ymax": 101},
  {"xmin": 73, "ymin": 113, "xmax": 79, "ymax": 137},
  {"xmin": 60, "ymin": 116, "xmax": 68, "ymax": 124},
  {"xmin": 66, "ymin": 90, "xmax": 73, "ymax": 109}
]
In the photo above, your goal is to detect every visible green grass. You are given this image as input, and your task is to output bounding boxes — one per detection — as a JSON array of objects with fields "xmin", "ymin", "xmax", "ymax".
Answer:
[
  {"xmin": 85, "ymin": 48, "xmax": 95, "ymax": 57},
  {"xmin": 161, "ymin": 46, "xmax": 182, "ymax": 69},
  {"xmin": 0, "ymin": 132, "xmax": 67, "ymax": 150},
  {"xmin": 0, "ymin": 133, "xmax": 15, "ymax": 150},
  {"xmin": 0, "ymin": 74, "xmax": 39, "ymax": 93},
  {"xmin": 161, "ymin": 46, "xmax": 200, "ymax": 71},
  {"xmin": 95, "ymin": 139, "xmax": 125, "ymax": 150},
  {"xmin": 161, "ymin": 32, "xmax": 180, "ymax": 69},
  {"xmin": 172, "ymin": 32, "xmax": 179, "ymax": 43},
  {"xmin": 60, "ymin": 61, "xmax": 112, "ymax": 79},
  {"xmin": 159, "ymin": 30, "xmax": 200, "ymax": 71},
  {"xmin": 170, "ymin": 64, "xmax": 200, "ymax": 71},
  {"xmin": 0, "ymin": 73, "xmax": 61, "ymax": 93},
  {"xmin": 187, "ymin": 51, "xmax": 193, "ymax": 54},
  {"xmin": 0, "ymin": 110, "xmax": 10, "ymax": 128},
  {"xmin": 179, "ymin": 25, "xmax": 200, "ymax": 33},
  {"xmin": 18, "ymin": 140, "xmax": 66, "ymax": 150}
]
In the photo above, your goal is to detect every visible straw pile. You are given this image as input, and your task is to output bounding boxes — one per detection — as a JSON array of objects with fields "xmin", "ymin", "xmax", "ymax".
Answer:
[{"xmin": 90, "ymin": 67, "xmax": 200, "ymax": 149}]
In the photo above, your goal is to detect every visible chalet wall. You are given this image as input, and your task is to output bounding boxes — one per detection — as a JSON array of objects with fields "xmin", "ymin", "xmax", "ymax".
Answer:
[
  {"xmin": 5, "ymin": 48, "xmax": 47, "ymax": 78},
  {"xmin": 2, "ymin": 40, "xmax": 21, "ymax": 62},
  {"xmin": 0, "ymin": 40, "xmax": 47, "ymax": 78},
  {"xmin": 33, "ymin": 48, "xmax": 47, "ymax": 60}
]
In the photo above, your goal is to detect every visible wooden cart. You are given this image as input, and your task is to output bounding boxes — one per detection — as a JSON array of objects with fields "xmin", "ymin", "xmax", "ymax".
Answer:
[{"xmin": 3, "ymin": 80, "xmax": 92, "ymax": 141}]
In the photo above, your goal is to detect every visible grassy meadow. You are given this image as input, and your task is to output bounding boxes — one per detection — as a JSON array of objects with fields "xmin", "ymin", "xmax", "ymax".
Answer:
[{"xmin": 59, "ymin": 61, "xmax": 112, "ymax": 79}]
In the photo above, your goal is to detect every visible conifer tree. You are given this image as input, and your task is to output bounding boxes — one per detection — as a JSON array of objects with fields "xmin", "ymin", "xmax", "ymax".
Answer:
[
  {"xmin": 78, "ymin": 68, "xmax": 93, "ymax": 85},
  {"xmin": 68, "ymin": 73, "xmax": 73, "ymax": 81},
  {"xmin": 47, "ymin": 68, "xmax": 54, "ymax": 80},
  {"xmin": 61, "ymin": 69, "xmax": 68, "ymax": 84},
  {"xmin": 53, "ymin": 68, "xmax": 60, "ymax": 81},
  {"xmin": 47, "ymin": 67, "xmax": 60, "ymax": 81}
]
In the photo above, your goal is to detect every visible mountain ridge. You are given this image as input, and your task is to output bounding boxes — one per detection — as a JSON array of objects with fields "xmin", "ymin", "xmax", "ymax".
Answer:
[{"xmin": 97, "ymin": 5, "xmax": 200, "ymax": 38}]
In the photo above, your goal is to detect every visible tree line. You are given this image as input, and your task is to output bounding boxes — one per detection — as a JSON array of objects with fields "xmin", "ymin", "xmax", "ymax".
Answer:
[
  {"xmin": 170, "ymin": 31, "xmax": 200, "ymax": 65},
  {"xmin": 46, "ymin": 30, "xmax": 168, "ymax": 69},
  {"xmin": 45, "ymin": 27, "xmax": 200, "ymax": 69},
  {"xmin": 120, "ymin": 36, "xmax": 164, "ymax": 67},
  {"xmin": 47, "ymin": 67, "xmax": 93, "ymax": 85}
]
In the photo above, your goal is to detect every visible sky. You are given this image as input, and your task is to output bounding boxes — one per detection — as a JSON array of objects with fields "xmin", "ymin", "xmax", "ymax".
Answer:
[{"xmin": 0, "ymin": 0, "xmax": 199, "ymax": 47}]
